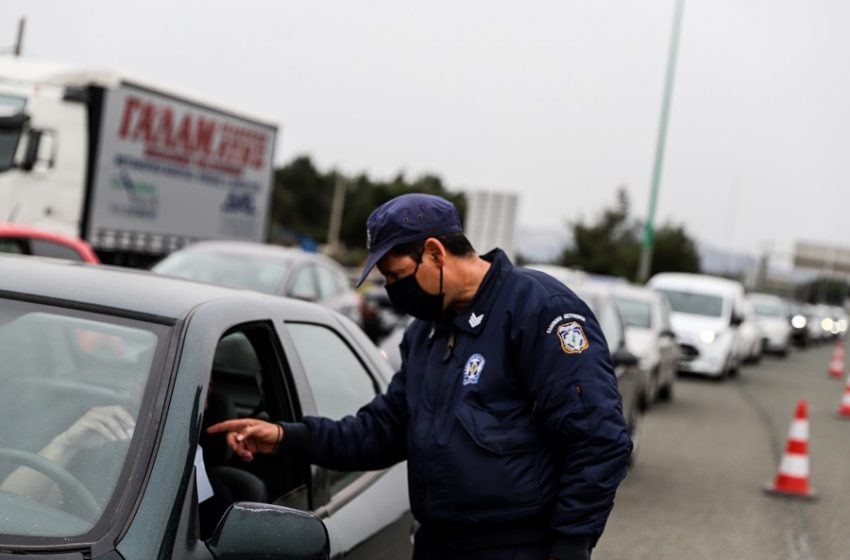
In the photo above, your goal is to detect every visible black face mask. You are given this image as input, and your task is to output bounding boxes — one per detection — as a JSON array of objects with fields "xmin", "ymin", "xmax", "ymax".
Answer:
[{"xmin": 385, "ymin": 258, "xmax": 445, "ymax": 322}]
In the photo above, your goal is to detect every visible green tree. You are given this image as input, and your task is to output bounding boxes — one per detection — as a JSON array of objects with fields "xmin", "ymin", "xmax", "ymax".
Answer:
[
  {"xmin": 557, "ymin": 187, "xmax": 701, "ymax": 282},
  {"xmin": 558, "ymin": 188, "xmax": 641, "ymax": 280},
  {"xmin": 650, "ymin": 223, "xmax": 700, "ymax": 276}
]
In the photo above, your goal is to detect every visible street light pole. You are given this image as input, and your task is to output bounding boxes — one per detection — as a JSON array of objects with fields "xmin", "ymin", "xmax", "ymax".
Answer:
[{"xmin": 638, "ymin": 0, "xmax": 685, "ymax": 283}]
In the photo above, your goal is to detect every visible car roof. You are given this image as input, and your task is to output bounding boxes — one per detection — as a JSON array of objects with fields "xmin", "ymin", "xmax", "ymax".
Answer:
[
  {"xmin": 648, "ymin": 272, "xmax": 744, "ymax": 293},
  {"xmin": 0, "ymin": 254, "xmax": 316, "ymax": 321},
  {"xmin": 165, "ymin": 241, "xmax": 343, "ymax": 268},
  {"xmin": 608, "ymin": 282, "xmax": 659, "ymax": 302}
]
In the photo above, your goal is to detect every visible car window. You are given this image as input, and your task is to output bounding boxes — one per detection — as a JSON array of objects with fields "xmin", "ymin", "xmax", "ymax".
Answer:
[
  {"xmin": 658, "ymin": 298, "xmax": 673, "ymax": 332},
  {"xmin": 29, "ymin": 239, "xmax": 85, "ymax": 262},
  {"xmin": 152, "ymin": 252, "xmax": 290, "ymax": 294},
  {"xmin": 597, "ymin": 301, "xmax": 624, "ymax": 352},
  {"xmin": 0, "ymin": 238, "xmax": 26, "ymax": 255},
  {"xmin": 286, "ymin": 323, "xmax": 377, "ymax": 420},
  {"xmin": 0, "ymin": 299, "xmax": 163, "ymax": 539},
  {"xmin": 288, "ymin": 265, "xmax": 319, "ymax": 301},
  {"xmin": 615, "ymin": 297, "xmax": 652, "ymax": 329},
  {"xmin": 315, "ymin": 265, "xmax": 342, "ymax": 298},
  {"xmin": 656, "ymin": 289, "xmax": 724, "ymax": 317},
  {"xmin": 286, "ymin": 322, "xmax": 378, "ymax": 494}
]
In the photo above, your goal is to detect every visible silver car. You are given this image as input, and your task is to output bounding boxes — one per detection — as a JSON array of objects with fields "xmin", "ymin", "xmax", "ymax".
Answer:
[
  {"xmin": 151, "ymin": 241, "xmax": 363, "ymax": 326},
  {"xmin": 611, "ymin": 283, "xmax": 679, "ymax": 405}
]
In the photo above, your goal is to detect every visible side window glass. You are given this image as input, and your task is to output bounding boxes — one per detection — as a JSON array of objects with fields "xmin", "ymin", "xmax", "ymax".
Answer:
[
  {"xmin": 315, "ymin": 266, "xmax": 340, "ymax": 298},
  {"xmin": 286, "ymin": 322, "xmax": 378, "ymax": 495},
  {"xmin": 29, "ymin": 239, "xmax": 85, "ymax": 261},
  {"xmin": 599, "ymin": 303, "xmax": 624, "ymax": 352},
  {"xmin": 288, "ymin": 265, "xmax": 318, "ymax": 301},
  {"xmin": 659, "ymin": 298, "xmax": 673, "ymax": 332},
  {"xmin": 0, "ymin": 238, "xmax": 27, "ymax": 255},
  {"xmin": 287, "ymin": 323, "xmax": 377, "ymax": 420}
]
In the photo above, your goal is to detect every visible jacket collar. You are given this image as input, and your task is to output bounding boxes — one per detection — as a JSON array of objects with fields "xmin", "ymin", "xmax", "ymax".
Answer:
[{"xmin": 450, "ymin": 248, "xmax": 512, "ymax": 335}]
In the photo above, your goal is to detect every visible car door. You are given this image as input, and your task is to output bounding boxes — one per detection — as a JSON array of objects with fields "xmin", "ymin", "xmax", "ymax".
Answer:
[{"xmin": 278, "ymin": 318, "xmax": 414, "ymax": 560}]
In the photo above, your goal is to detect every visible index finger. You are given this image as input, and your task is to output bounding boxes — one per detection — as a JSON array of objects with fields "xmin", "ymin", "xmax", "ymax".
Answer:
[{"xmin": 207, "ymin": 418, "xmax": 256, "ymax": 434}]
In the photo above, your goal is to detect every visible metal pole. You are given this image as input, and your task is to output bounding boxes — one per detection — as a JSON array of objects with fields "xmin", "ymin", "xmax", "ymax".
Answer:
[
  {"xmin": 638, "ymin": 0, "xmax": 685, "ymax": 283},
  {"xmin": 13, "ymin": 17, "xmax": 25, "ymax": 57},
  {"xmin": 326, "ymin": 175, "xmax": 346, "ymax": 258}
]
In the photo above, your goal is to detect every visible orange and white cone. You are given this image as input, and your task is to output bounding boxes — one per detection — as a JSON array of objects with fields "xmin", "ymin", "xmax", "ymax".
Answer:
[
  {"xmin": 764, "ymin": 400, "xmax": 817, "ymax": 500},
  {"xmin": 827, "ymin": 341, "xmax": 845, "ymax": 378},
  {"xmin": 838, "ymin": 375, "xmax": 850, "ymax": 418}
]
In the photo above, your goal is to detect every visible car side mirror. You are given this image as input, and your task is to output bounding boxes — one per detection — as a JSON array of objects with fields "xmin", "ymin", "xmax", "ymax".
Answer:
[
  {"xmin": 730, "ymin": 314, "xmax": 743, "ymax": 327},
  {"xmin": 611, "ymin": 348, "xmax": 639, "ymax": 367},
  {"xmin": 207, "ymin": 502, "xmax": 329, "ymax": 560},
  {"xmin": 660, "ymin": 329, "xmax": 676, "ymax": 339}
]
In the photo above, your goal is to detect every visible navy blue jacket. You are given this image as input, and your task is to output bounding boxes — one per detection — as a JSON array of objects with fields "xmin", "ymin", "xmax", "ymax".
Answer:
[{"xmin": 282, "ymin": 249, "xmax": 632, "ymax": 556}]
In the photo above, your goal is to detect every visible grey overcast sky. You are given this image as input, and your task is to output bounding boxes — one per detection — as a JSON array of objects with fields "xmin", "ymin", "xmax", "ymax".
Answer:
[{"xmin": 3, "ymin": 1, "xmax": 849, "ymax": 264}]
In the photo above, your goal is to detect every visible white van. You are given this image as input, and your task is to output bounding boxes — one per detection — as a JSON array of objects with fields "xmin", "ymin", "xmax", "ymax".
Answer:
[{"xmin": 647, "ymin": 272, "xmax": 747, "ymax": 379}]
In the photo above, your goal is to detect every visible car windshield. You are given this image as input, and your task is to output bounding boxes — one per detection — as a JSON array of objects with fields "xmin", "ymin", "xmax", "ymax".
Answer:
[
  {"xmin": 0, "ymin": 298, "xmax": 163, "ymax": 540},
  {"xmin": 153, "ymin": 251, "xmax": 291, "ymax": 294},
  {"xmin": 751, "ymin": 301, "xmax": 784, "ymax": 318},
  {"xmin": 0, "ymin": 94, "xmax": 28, "ymax": 171},
  {"xmin": 615, "ymin": 297, "xmax": 652, "ymax": 328},
  {"xmin": 657, "ymin": 289, "xmax": 724, "ymax": 318}
]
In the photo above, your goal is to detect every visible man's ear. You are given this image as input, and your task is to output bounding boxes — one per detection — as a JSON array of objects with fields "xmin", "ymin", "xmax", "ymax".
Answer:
[{"xmin": 423, "ymin": 237, "xmax": 446, "ymax": 265}]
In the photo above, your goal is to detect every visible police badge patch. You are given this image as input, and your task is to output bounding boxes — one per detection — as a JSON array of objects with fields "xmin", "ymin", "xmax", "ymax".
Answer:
[
  {"xmin": 462, "ymin": 353, "xmax": 486, "ymax": 385},
  {"xmin": 557, "ymin": 321, "xmax": 589, "ymax": 354}
]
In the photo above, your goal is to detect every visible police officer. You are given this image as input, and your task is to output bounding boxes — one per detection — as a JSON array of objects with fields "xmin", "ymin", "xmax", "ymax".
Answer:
[{"xmin": 209, "ymin": 193, "xmax": 632, "ymax": 560}]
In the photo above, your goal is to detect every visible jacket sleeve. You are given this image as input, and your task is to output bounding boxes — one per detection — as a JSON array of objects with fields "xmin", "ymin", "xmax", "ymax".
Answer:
[
  {"xmin": 516, "ymin": 294, "xmax": 632, "ymax": 547},
  {"xmin": 278, "ymin": 366, "xmax": 409, "ymax": 472}
]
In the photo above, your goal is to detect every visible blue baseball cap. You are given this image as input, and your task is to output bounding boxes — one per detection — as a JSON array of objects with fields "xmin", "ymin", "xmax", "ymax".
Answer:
[{"xmin": 355, "ymin": 193, "xmax": 463, "ymax": 287}]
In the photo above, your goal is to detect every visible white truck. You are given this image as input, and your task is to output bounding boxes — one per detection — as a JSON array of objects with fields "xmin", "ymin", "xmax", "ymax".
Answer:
[{"xmin": 0, "ymin": 57, "xmax": 278, "ymax": 267}]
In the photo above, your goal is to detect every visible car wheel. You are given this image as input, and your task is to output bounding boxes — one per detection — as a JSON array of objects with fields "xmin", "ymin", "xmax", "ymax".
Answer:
[{"xmin": 657, "ymin": 378, "xmax": 674, "ymax": 402}]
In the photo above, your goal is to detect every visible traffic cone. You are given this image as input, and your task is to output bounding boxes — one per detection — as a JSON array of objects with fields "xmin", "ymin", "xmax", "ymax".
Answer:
[
  {"xmin": 764, "ymin": 400, "xmax": 817, "ymax": 500},
  {"xmin": 838, "ymin": 375, "xmax": 850, "ymax": 418},
  {"xmin": 827, "ymin": 341, "xmax": 845, "ymax": 378}
]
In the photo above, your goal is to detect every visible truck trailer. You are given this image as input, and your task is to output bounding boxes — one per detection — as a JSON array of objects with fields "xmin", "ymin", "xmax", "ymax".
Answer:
[{"xmin": 0, "ymin": 57, "xmax": 278, "ymax": 267}]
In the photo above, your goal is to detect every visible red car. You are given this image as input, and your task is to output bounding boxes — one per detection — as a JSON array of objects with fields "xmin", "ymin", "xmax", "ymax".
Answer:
[{"xmin": 0, "ymin": 223, "xmax": 100, "ymax": 264}]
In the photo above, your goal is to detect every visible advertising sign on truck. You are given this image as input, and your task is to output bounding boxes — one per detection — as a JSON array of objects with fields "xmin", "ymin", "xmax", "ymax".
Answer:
[{"xmin": 88, "ymin": 83, "xmax": 276, "ymax": 255}]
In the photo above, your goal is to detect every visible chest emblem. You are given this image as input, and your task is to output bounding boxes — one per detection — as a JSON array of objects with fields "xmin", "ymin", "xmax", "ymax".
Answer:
[
  {"xmin": 468, "ymin": 312, "xmax": 484, "ymax": 328},
  {"xmin": 557, "ymin": 321, "xmax": 589, "ymax": 354},
  {"xmin": 462, "ymin": 353, "xmax": 486, "ymax": 385}
]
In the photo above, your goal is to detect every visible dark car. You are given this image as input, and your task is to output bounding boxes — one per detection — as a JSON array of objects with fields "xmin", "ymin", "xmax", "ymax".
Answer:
[
  {"xmin": 0, "ymin": 223, "xmax": 100, "ymax": 263},
  {"xmin": 151, "ymin": 240, "xmax": 362, "ymax": 327},
  {"xmin": 786, "ymin": 300, "xmax": 810, "ymax": 348},
  {"xmin": 359, "ymin": 283, "xmax": 406, "ymax": 343},
  {"xmin": 0, "ymin": 255, "xmax": 413, "ymax": 559}
]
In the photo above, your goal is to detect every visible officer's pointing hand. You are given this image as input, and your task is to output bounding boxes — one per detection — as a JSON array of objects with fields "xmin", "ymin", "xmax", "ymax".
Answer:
[{"xmin": 206, "ymin": 419, "xmax": 283, "ymax": 462}]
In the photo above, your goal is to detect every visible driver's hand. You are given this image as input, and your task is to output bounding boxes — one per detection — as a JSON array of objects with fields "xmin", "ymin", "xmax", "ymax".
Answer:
[
  {"xmin": 206, "ymin": 419, "xmax": 283, "ymax": 462},
  {"xmin": 58, "ymin": 405, "xmax": 136, "ymax": 451}
]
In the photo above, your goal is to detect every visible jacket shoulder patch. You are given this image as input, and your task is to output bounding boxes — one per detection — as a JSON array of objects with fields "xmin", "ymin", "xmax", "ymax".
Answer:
[{"xmin": 556, "ymin": 321, "xmax": 589, "ymax": 354}]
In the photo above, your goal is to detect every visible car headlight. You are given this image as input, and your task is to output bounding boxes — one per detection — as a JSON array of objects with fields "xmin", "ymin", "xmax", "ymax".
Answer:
[
  {"xmin": 791, "ymin": 315, "xmax": 807, "ymax": 329},
  {"xmin": 822, "ymin": 318, "xmax": 834, "ymax": 332},
  {"xmin": 700, "ymin": 330, "xmax": 717, "ymax": 344}
]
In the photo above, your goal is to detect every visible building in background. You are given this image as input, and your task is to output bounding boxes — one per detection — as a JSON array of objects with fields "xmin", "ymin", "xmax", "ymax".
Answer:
[{"xmin": 463, "ymin": 190, "xmax": 519, "ymax": 261}]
